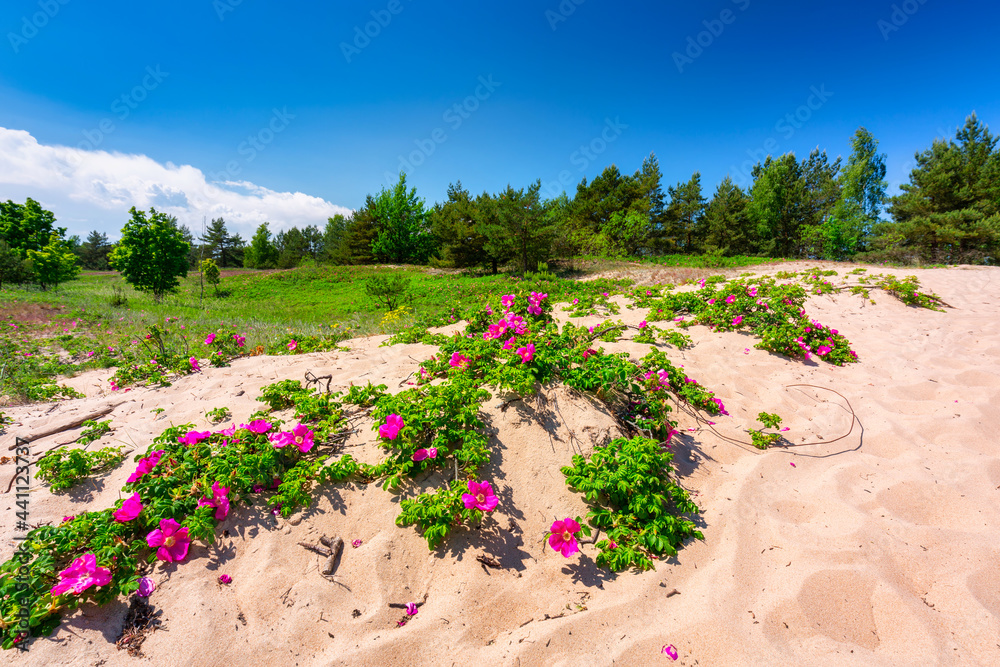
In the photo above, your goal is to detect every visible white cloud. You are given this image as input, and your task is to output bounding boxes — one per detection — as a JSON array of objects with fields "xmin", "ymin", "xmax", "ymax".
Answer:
[{"xmin": 0, "ymin": 126, "xmax": 352, "ymax": 238}]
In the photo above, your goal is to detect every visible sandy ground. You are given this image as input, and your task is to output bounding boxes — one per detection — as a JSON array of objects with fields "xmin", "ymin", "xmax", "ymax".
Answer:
[{"xmin": 1, "ymin": 262, "xmax": 998, "ymax": 666}]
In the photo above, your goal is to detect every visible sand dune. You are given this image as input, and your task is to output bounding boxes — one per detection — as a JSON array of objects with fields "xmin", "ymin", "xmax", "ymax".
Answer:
[{"xmin": 2, "ymin": 262, "xmax": 999, "ymax": 666}]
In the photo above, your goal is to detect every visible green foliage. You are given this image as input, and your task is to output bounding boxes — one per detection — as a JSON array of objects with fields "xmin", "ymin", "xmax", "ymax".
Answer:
[
  {"xmin": 109, "ymin": 324, "xmax": 195, "ymax": 388},
  {"xmin": 364, "ymin": 274, "xmax": 411, "ymax": 311},
  {"xmin": 199, "ymin": 218, "xmax": 243, "ymax": 268},
  {"xmin": 200, "ymin": 258, "xmax": 221, "ymax": 295},
  {"xmin": 368, "ymin": 173, "xmax": 436, "ymax": 264},
  {"xmin": 0, "ymin": 240, "xmax": 33, "ymax": 288},
  {"xmin": 243, "ymin": 223, "xmax": 279, "ymax": 269},
  {"xmin": 257, "ymin": 379, "xmax": 305, "ymax": 411},
  {"xmin": 810, "ymin": 127, "xmax": 887, "ymax": 259},
  {"xmin": 396, "ymin": 479, "xmax": 482, "ymax": 549},
  {"xmin": 477, "ymin": 181, "xmax": 553, "ymax": 274},
  {"xmin": 26, "ymin": 233, "xmax": 81, "ymax": 291},
  {"xmin": 879, "ymin": 113, "xmax": 999, "ymax": 264},
  {"xmin": 562, "ymin": 437, "xmax": 703, "ymax": 571},
  {"xmin": 702, "ymin": 176, "xmax": 753, "ymax": 256},
  {"xmin": 77, "ymin": 420, "xmax": 112, "ymax": 446},
  {"xmin": 109, "ymin": 207, "xmax": 190, "ymax": 302},
  {"xmin": 206, "ymin": 407, "xmax": 231, "ymax": 423},
  {"xmin": 0, "ymin": 198, "xmax": 65, "ymax": 257},
  {"xmin": 78, "ymin": 231, "xmax": 112, "ymax": 270},
  {"xmin": 748, "ymin": 154, "xmax": 806, "ymax": 257},
  {"xmin": 35, "ymin": 445, "xmax": 126, "ymax": 492},
  {"xmin": 663, "ymin": 171, "xmax": 706, "ymax": 253},
  {"xmin": 749, "ymin": 412, "xmax": 783, "ymax": 450}
]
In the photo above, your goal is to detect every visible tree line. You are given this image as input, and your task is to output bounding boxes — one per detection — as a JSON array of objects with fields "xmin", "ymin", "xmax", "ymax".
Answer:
[
  {"xmin": 2, "ymin": 112, "xmax": 997, "ymax": 294},
  {"xmin": 242, "ymin": 114, "xmax": 998, "ymax": 269}
]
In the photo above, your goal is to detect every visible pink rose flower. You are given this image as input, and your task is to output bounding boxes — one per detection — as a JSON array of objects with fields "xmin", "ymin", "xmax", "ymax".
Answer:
[
  {"xmin": 197, "ymin": 481, "xmax": 231, "ymax": 521},
  {"xmin": 204, "ymin": 333, "xmax": 216, "ymax": 345},
  {"xmin": 178, "ymin": 430, "xmax": 212, "ymax": 446},
  {"xmin": 127, "ymin": 450, "xmax": 166, "ymax": 484},
  {"xmin": 412, "ymin": 447, "xmax": 438, "ymax": 462},
  {"xmin": 516, "ymin": 343, "xmax": 535, "ymax": 363},
  {"xmin": 136, "ymin": 577, "xmax": 156, "ymax": 597},
  {"xmin": 241, "ymin": 419, "xmax": 273, "ymax": 434},
  {"xmin": 548, "ymin": 518, "xmax": 581, "ymax": 557},
  {"xmin": 189, "ymin": 356, "xmax": 201, "ymax": 371},
  {"xmin": 113, "ymin": 492, "xmax": 143, "ymax": 523},
  {"xmin": 271, "ymin": 423, "xmax": 315, "ymax": 453},
  {"xmin": 50, "ymin": 554, "xmax": 112, "ymax": 597},
  {"xmin": 379, "ymin": 413, "xmax": 404, "ymax": 440},
  {"xmin": 146, "ymin": 518, "xmax": 192, "ymax": 563},
  {"xmin": 462, "ymin": 479, "xmax": 499, "ymax": 511}
]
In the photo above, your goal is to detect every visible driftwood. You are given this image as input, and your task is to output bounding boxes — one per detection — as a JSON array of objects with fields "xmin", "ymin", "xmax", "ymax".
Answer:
[
  {"xmin": 7, "ymin": 403, "xmax": 122, "ymax": 450},
  {"xmin": 321, "ymin": 537, "xmax": 344, "ymax": 576},
  {"xmin": 299, "ymin": 535, "xmax": 345, "ymax": 576}
]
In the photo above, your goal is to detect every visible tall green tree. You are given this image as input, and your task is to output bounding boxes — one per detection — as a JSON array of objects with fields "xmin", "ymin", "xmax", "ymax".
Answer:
[
  {"xmin": 478, "ymin": 181, "xmax": 553, "ymax": 274},
  {"xmin": 27, "ymin": 233, "xmax": 80, "ymax": 290},
  {"xmin": 368, "ymin": 173, "xmax": 436, "ymax": 264},
  {"xmin": 810, "ymin": 129, "xmax": 886, "ymax": 259},
  {"xmin": 663, "ymin": 172, "xmax": 707, "ymax": 253},
  {"xmin": 301, "ymin": 225, "xmax": 322, "ymax": 260},
  {"xmin": 881, "ymin": 113, "xmax": 1000, "ymax": 263},
  {"xmin": 431, "ymin": 182, "xmax": 493, "ymax": 269},
  {"xmin": 243, "ymin": 223, "xmax": 279, "ymax": 269},
  {"xmin": 747, "ymin": 154, "xmax": 806, "ymax": 257},
  {"xmin": 109, "ymin": 207, "xmax": 190, "ymax": 302},
  {"xmin": 275, "ymin": 227, "xmax": 309, "ymax": 269},
  {"xmin": 318, "ymin": 214, "xmax": 350, "ymax": 264},
  {"xmin": 79, "ymin": 230, "xmax": 113, "ymax": 270},
  {"xmin": 342, "ymin": 207, "xmax": 378, "ymax": 265},
  {"xmin": 199, "ymin": 218, "xmax": 244, "ymax": 267},
  {"xmin": 178, "ymin": 224, "xmax": 201, "ymax": 269},
  {"xmin": 0, "ymin": 198, "xmax": 65, "ymax": 256},
  {"xmin": 703, "ymin": 176, "xmax": 754, "ymax": 256}
]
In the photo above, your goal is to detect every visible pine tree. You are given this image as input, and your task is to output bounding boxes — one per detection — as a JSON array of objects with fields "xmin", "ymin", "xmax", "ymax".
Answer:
[
  {"xmin": 319, "ymin": 215, "xmax": 350, "ymax": 265},
  {"xmin": 663, "ymin": 172, "xmax": 707, "ymax": 253},
  {"xmin": 747, "ymin": 154, "xmax": 806, "ymax": 258},
  {"xmin": 79, "ymin": 230, "xmax": 112, "ymax": 270},
  {"xmin": 431, "ymin": 182, "xmax": 490, "ymax": 269},
  {"xmin": 881, "ymin": 113, "xmax": 1000, "ymax": 263},
  {"xmin": 703, "ymin": 177, "xmax": 753, "ymax": 256},
  {"xmin": 478, "ymin": 181, "xmax": 552, "ymax": 274}
]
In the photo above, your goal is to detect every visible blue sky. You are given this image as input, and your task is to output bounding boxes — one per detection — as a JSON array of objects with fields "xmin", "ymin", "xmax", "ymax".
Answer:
[{"xmin": 1, "ymin": 0, "xmax": 997, "ymax": 238}]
